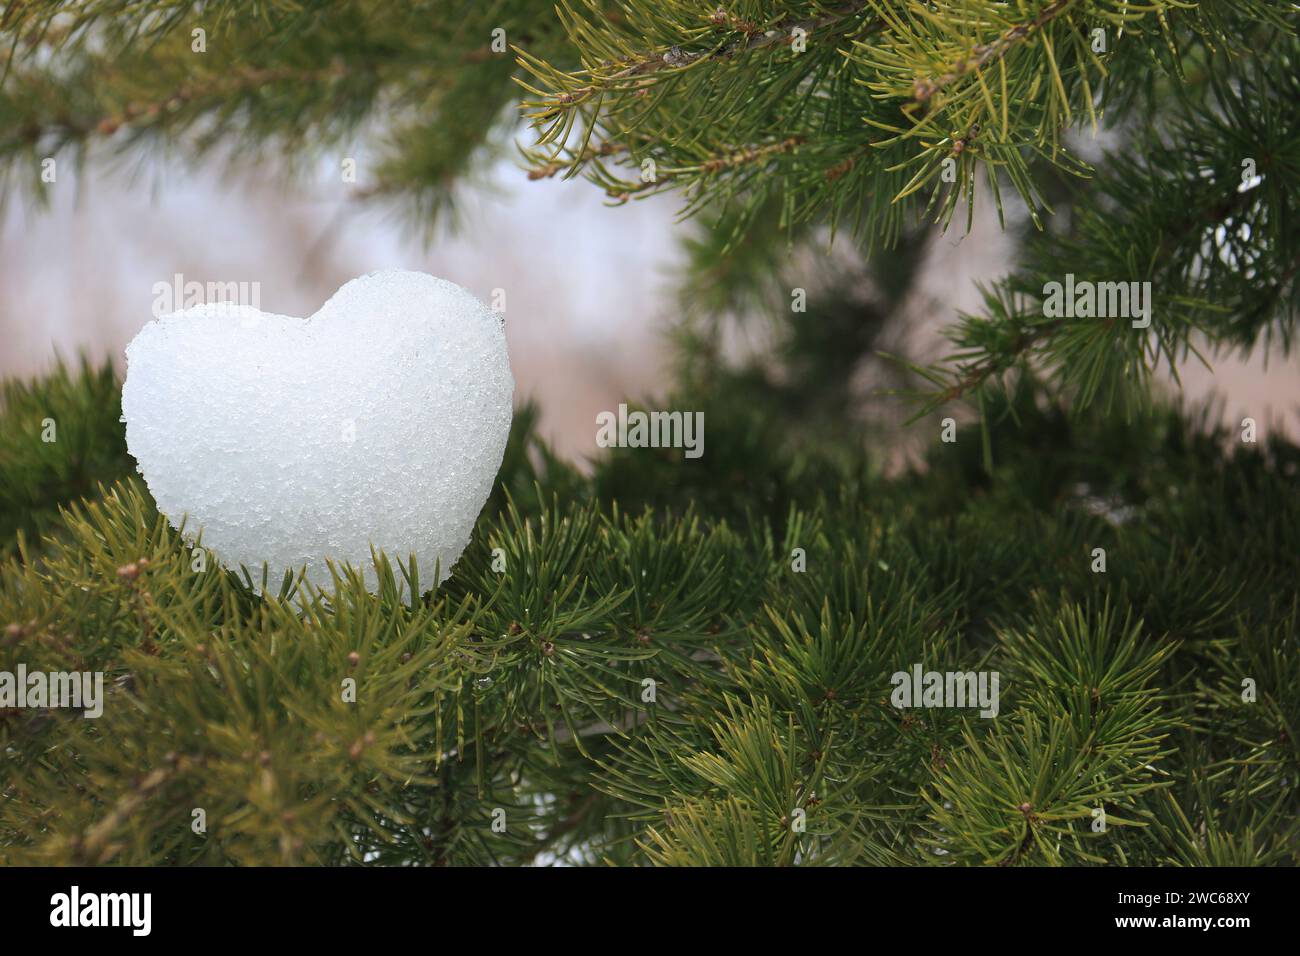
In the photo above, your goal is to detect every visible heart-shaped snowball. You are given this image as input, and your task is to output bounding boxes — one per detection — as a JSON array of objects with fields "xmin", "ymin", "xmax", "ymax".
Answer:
[{"xmin": 121, "ymin": 269, "xmax": 513, "ymax": 593}]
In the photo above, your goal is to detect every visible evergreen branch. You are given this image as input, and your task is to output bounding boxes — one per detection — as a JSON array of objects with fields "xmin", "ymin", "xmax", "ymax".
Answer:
[
  {"xmin": 911, "ymin": 0, "xmax": 1081, "ymax": 103},
  {"xmin": 597, "ymin": 135, "xmax": 807, "ymax": 202},
  {"xmin": 522, "ymin": 0, "xmax": 878, "ymax": 114},
  {"xmin": 0, "ymin": 0, "xmax": 576, "ymax": 225},
  {"xmin": 92, "ymin": 63, "xmax": 351, "ymax": 137},
  {"xmin": 909, "ymin": 37, "xmax": 1300, "ymax": 416},
  {"xmin": 3, "ymin": 2, "xmax": 1300, "ymax": 869},
  {"xmin": 74, "ymin": 764, "xmax": 178, "ymax": 864},
  {"xmin": 3, "ymin": 379, "xmax": 1299, "ymax": 864},
  {"xmin": 516, "ymin": 0, "xmax": 1285, "ymax": 249},
  {"xmin": 526, "ymin": 139, "xmax": 627, "ymax": 180}
]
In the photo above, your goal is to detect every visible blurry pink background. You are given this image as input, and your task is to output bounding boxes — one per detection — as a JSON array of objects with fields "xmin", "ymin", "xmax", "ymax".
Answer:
[{"xmin": 3, "ymin": 151, "xmax": 1297, "ymax": 460}]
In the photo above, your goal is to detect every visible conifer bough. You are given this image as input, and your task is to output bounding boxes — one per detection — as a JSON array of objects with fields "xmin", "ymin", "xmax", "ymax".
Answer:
[{"xmin": 0, "ymin": 1, "xmax": 1297, "ymax": 868}]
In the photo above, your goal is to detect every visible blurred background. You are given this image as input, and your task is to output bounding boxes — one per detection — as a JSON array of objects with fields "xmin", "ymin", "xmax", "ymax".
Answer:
[{"xmin": 3, "ymin": 147, "xmax": 1298, "ymax": 462}]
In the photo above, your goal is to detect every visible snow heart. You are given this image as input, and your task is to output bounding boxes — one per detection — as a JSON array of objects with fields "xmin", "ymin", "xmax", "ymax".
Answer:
[{"xmin": 121, "ymin": 270, "xmax": 514, "ymax": 593}]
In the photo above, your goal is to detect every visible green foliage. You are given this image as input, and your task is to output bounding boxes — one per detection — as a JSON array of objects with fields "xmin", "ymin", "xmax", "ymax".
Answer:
[
  {"xmin": 516, "ymin": 0, "xmax": 1299, "ymax": 413},
  {"xmin": 912, "ymin": 38, "xmax": 1300, "ymax": 419},
  {"xmin": 0, "ymin": 358, "xmax": 132, "ymax": 555},
  {"xmin": 1, "ymin": 0, "xmax": 1297, "ymax": 869},
  {"xmin": 1, "ymin": 369, "xmax": 1295, "ymax": 866},
  {"xmin": 0, "ymin": 0, "xmax": 572, "ymax": 225},
  {"xmin": 518, "ymin": 1, "xmax": 1279, "ymax": 230},
  {"xmin": 4, "ymin": 3, "xmax": 1296, "ymax": 408}
]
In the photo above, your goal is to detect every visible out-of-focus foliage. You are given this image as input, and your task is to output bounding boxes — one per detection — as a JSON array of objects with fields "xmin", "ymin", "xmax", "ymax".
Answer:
[
  {"xmin": 0, "ymin": 358, "xmax": 131, "ymax": 556},
  {"xmin": 0, "ymin": 0, "xmax": 575, "ymax": 225}
]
